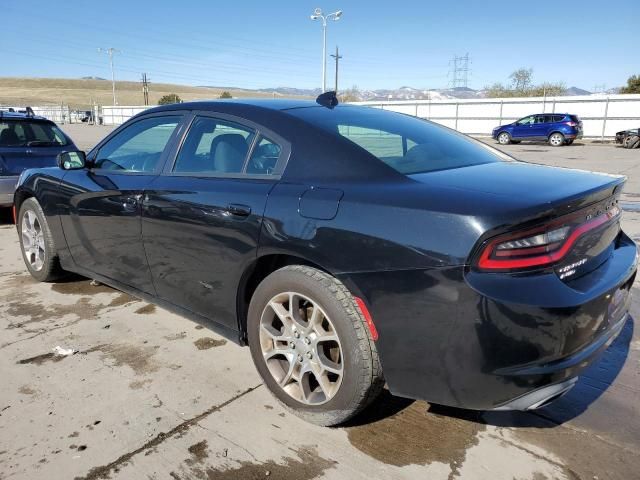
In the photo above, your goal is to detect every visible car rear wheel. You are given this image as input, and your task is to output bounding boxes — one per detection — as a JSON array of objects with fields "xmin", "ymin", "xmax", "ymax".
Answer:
[
  {"xmin": 627, "ymin": 135, "xmax": 640, "ymax": 149},
  {"xmin": 18, "ymin": 198, "xmax": 65, "ymax": 282},
  {"xmin": 548, "ymin": 132, "xmax": 565, "ymax": 147},
  {"xmin": 497, "ymin": 132, "xmax": 511, "ymax": 145},
  {"xmin": 247, "ymin": 265, "xmax": 383, "ymax": 426}
]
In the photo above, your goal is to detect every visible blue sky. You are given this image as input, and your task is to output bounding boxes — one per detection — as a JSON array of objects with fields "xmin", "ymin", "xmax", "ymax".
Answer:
[{"xmin": 1, "ymin": 0, "xmax": 636, "ymax": 91}]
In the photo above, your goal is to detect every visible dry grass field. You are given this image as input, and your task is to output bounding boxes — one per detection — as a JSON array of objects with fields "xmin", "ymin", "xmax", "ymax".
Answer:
[{"xmin": 0, "ymin": 77, "xmax": 306, "ymax": 109}]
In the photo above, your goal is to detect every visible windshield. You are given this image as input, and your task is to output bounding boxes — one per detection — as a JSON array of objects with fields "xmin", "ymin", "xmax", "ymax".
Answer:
[
  {"xmin": 288, "ymin": 106, "xmax": 509, "ymax": 175},
  {"xmin": 0, "ymin": 120, "xmax": 69, "ymax": 147}
]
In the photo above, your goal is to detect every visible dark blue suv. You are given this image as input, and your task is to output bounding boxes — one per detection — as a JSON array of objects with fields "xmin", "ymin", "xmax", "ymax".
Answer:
[
  {"xmin": 492, "ymin": 113, "xmax": 583, "ymax": 147},
  {"xmin": 0, "ymin": 110, "xmax": 78, "ymax": 208}
]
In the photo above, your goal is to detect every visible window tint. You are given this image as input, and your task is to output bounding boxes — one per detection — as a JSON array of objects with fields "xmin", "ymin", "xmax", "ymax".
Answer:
[
  {"xmin": 337, "ymin": 125, "xmax": 405, "ymax": 161},
  {"xmin": 289, "ymin": 107, "xmax": 508, "ymax": 175},
  {"xmin": 534, "ymin": 115, "xmax": 546, "ymax": 124},
  {"xmin": 553, "ymin": 115, "xmax": 565, "ymax": 122},
  {"xmin": 0, "ymin": 120, "xmax": 68, "ymax": 147},
  {"xmin": 174, "ymin": 117, "xmax": 255, "ymax": 174},
  {"xmin": 569, "ymin": 115, "xmax": 580, "ymax": 123},
  {"xmin": 247, "ymin": 136, "xmax": 282, "ymax": 174},
  {"xmin": 96, "ymin": 116, "xmax": 180, "ymax": 172},
  {"xmin": 516, "ymin": 116, "xmax": 535, "ymax": 125}
]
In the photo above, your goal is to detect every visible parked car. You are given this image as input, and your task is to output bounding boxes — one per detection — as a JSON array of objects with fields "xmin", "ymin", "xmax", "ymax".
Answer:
[
  {"xmin": 13, "ymin": 97, "xmax": 636, "ymax": 426},
  {"xmin": 615, "ymin": 128, "xmax": 640, "ymax": 149},
  {"xmin": 493, "ymin": 113, "xmax": 583, "ymax": 146},
  {"xmin": 0, "ymin": 110, "xmax": 78, "ymax": 209}
]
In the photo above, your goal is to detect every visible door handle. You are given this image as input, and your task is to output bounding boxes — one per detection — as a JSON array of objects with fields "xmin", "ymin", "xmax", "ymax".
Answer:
[{"xmin": 227, "ymin": 204, "xmax": 251, "ymax": 217}]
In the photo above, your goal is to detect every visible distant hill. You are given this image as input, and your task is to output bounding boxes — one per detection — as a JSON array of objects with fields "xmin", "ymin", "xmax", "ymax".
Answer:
[
  {"xmin": 0, "ymin": 77, "xmax": 310, "ymax": 109},
  {"xmin": 0, "ymin": 76, "xmax": 609, "ymax": 108}
]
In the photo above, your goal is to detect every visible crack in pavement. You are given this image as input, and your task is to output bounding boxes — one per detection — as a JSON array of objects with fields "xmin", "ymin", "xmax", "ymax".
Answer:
[{"xmin": 74, "ymin": 384, "xmax": 262, "ymax": 480}]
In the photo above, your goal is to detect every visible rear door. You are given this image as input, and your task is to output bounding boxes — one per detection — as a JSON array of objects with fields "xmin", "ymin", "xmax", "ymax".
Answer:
[
  {"xmin": 59, "ymin": 113, "xmax": 186, "ymax": 293},
  {"xmin": 142, "ymin": 112, "xmax": 290, "ymax": 330},
  {"xmin": 530, "ymin": 115, "xmax": 549, "ymax": 139}
]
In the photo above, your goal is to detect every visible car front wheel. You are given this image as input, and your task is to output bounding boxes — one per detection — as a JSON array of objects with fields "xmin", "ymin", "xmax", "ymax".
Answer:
[
  {"xmin": 247, "ymin": 265, "xmax": 383, "ymax": 426},
  {"xmin": 549, "ymin": 132, "xmax": 565, "ymax": 147},
  {"xmin": 497, "ymin": 132, "xmax": 511, "ymax": 145},
  {"xmin": 18, "ymin": 198, "xmax": 66, "ymax": 282}
]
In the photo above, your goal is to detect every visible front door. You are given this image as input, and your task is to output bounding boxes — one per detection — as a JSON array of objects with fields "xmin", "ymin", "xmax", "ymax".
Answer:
[
  {"xmin": 142, "ymin": 114, "xmax": 288, "ymax": 330},
  {"xmin": 59, "ymin": 114, "xmax": 185, "ymax": 293},
  {"xmin": 512, "ymin": 115, "xmax": 536, "ymax": 139}
]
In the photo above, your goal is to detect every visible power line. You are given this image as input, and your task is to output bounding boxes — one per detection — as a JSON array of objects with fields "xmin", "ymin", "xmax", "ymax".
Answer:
[
  {"xmin": 449, "ymin": 53, "xmax": 471, "ymax": 88},
  {"xmin": 141, "ymin": 73, "xmax": 150, "ymax": 105},
  {"xmin": 98, "ymin": 47, "xmax": 120, "ymax": 105},
  {"xmin": 330, "ymin": 46, "xmax": 343, "ymax": 93}
]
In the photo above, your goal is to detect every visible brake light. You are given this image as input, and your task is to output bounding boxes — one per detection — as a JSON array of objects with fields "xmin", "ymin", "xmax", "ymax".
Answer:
[
  {"xmin": 476, "ymin": 205, "xmax": 620, "ymax": 271},
  {"xmin": 565, "ymin": 121, "xmax": 578, "ymax": 127}
]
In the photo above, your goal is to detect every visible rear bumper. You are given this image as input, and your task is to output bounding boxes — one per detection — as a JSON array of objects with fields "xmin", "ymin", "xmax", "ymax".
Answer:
[
  {"xmin": 0, "ymin": 176, "xmax": 18, "ymax": 207},
  {"xmin": 339, "ymin": 232, "xmax": 637, "ymax": 410}
]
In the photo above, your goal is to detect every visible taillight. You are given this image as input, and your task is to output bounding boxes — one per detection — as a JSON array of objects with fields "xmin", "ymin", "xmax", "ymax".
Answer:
[
  {"xmin": 476, "ymin": 205, "xmax": 620, "ymax": 271},
  {"xmin": 565, "ymin": 121, "xmax": 578, "ymax": 127}
]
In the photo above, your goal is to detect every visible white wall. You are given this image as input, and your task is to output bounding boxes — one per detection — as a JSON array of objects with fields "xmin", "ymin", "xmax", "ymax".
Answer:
[
  {"xmin": 101, "ymin": 106, "xmax": 150, "ymax": 126},
  {"xmin": 354, "ymin": 94, "xmax": 640, "ymax": 138}
]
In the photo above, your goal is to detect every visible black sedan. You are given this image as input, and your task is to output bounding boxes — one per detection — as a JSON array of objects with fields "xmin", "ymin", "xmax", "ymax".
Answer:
[{"xmin": 13, "ymin": 97, "xmax": 637, "ymax": 426}]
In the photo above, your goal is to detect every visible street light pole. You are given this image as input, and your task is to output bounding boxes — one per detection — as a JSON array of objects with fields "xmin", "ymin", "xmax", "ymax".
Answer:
[
  {"xmin": 310, "ymin": 8, "xmax": 342, "ymax": 93},
  {"xmin": 98, "ymin": 47, "xmax": 120, "ymax": 105}
]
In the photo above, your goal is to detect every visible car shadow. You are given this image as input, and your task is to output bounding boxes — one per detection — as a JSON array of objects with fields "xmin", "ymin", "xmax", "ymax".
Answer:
[
  {"xmin": 346, "ymin": 315, "xmax": 633, "ymax": 429},
  {"xmin": 0, "ymin": 207, "xmax": 14, "ymax": 225}
]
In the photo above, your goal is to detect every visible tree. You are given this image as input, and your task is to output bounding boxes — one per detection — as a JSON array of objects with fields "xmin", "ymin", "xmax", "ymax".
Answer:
[
  {"xmin": 219, "ymin": 91, "xmax": 232, "ymax": 99},
  {"xmin": 158, "ymin": 93, "xmax": 182, "ymax": 105},
  {"xmin": 620, "ymin": 75, "xmax": 640, "ymax": 94},
  {"xmin": 509, "ymin": 68, "xmax": 533, "ymax": 92},
  {"xmin": 529, "ymin": 82, "xmax": 566, "ymax": 97},
  {"xmin": 339, "ymin": 85, "xmax": 361, "ymax": 103}
]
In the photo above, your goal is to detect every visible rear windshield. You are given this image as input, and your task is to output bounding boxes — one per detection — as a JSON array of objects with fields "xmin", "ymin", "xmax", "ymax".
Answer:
[
  {"xmin": 569, "ymin": 115, "xmax": 580, "ymax": 123},
  {"xmin": 0, "ymin": 120, "xmax": 69, "ymax": 147},
  {"xmin": 288, "ymin": 106, "xmax": 508, "ymax": 175}
]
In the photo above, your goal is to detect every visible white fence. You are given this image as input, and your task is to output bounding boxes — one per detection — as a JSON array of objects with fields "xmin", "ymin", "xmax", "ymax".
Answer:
[
  {"xmin": 0, "ymin": 105, "xmax": 74, "ymax": 123},
  {"xmin": 101, "ymin": 106, "xmax": 150, "ymax": 126},
  {"xmin": 353, "ymin": 94, "xmax": 640, "ymax": 139}
]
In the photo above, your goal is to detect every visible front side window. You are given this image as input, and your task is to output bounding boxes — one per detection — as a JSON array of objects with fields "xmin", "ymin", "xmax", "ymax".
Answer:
[
  {"xmin": 95, "ymin": 116, "xmax": 181, "ymax": 172},
  {"xmin": 173, "ymin": 117, "xmax": 256, "ymax": 174},
  {"xmin": 516, "ymin": 116, "xmax": 535, "ymax": 126},
  {"xmin": 289, "ymin": 106, "xmax": 508, "ymax": 175},
  {"xmin": 0, "ymin": 120, "xmax": 68, "ymax": 147}
]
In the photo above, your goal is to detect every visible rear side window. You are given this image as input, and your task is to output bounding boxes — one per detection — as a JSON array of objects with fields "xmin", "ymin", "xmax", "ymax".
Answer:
[
  {"xmin": 247, "ymin": 136, "xmax": 282, "ymax": 174},
  {"xmin": 552, "ymin": 115, "xmax": 565, "ymax": 122},
  {"xmin": 0, "ymin": 120, "xmax": 68, "ymax": 147},
  {"xmin": 173, "ymin": 117, "xmax": 256, "ymax": 174},
  {"xmin": 289, "ymin": 107, "xmax": 508, "ymax": 175}
]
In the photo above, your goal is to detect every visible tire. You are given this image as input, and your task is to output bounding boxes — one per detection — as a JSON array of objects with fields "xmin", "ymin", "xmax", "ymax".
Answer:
[
  {"xmin": 511, "ymin": 140, "xmax": 522, "ymax": 144},
  {"xmin": 247, "ymin": 265, "xmax": 384, "ymax": 426},
  {"xmin": 548, "ymin": 132, "xmax": 565, "ymax": 147},
  {"xmin": 627, "ymin": 135, "xmax": 640, "ymax": 149},
  {"xmin": 497, "ymin": 132, "xmax": 511, "ymax": 145},
  {"xmin": 18, "ymin": 198, "xmax": 66, "ymax": 282}
]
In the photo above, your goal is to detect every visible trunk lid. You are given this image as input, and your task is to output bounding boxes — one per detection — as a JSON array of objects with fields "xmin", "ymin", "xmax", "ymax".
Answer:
[{"xmin": 410, "ymin": 161, "xmax": 625, "ymax": 279}]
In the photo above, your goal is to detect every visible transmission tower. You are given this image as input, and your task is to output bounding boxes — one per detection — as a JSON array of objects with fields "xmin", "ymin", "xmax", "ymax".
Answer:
[{"xmin": 449, "ymin": 53, "xmax": 471, "ymax": 88}]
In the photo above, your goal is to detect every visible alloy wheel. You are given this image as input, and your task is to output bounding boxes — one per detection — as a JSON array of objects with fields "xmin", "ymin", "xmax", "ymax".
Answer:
[
  {"xmin": 498, "ymin": 133, "xmax": 510, "ymax": 145},
  {"xmin": 21, "ymin": 210, "xmax": 45, "ymax": 272},
  {"xmin": 549, "ymin": 133, "xmax": 564, "ymax": 146},
  {"xmin": 259, "ymin": 291, "xmax": 344, "ymax": 405}
]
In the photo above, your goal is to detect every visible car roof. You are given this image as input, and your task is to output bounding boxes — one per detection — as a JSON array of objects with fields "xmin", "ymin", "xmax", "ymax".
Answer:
[
  {"xmin": 0, "ymin": 110, "xmax": 49, "ymax": 121},
  {"xmin": 147, "ymin": 98, "xmax": 326, "ymax": 114}
]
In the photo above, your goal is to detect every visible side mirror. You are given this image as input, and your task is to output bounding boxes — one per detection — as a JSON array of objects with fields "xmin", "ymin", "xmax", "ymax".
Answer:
[{"xmin": 57, "ymin": 151, "xmax": 86, "ymax": 170}]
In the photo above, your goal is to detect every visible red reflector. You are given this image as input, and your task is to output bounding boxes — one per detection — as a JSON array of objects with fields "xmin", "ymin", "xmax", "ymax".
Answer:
[
  {"xmin": 354, "ymin": 296, "xmax": 378, "ymax": 341},
  {"xmin": 12, "ymin": 205, "xmax": 16, "ymax": 224}
]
